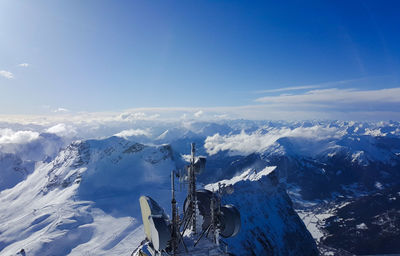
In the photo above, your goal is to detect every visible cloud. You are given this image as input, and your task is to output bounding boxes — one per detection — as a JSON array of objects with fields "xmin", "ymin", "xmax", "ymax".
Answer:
[
  {"xmin": 0, "ymin": 70, "xmax": 14, "ymax": 79},
  {"xmin": 194, "ymin": 110, "xmax": 204, "ymax": 118},
  {"xmin": 117, "ymin": 112, "xmax": 160, "ymax": 121},
  {"xmin": 204, "ymin": 126, "xmax": 343, "ymax": 156},
  {"xmin": 18, "ymin": 63, "xmax": 29, "ymax": 67},
  {"xmin": 254, "ymin": 87, "xmax": 400, "ymax": 110},
  {"xmin": 46, "ymin": 124, "xmax": 67, "ymax": 134},
  {"xmin": 53, "ymin": 108, "xmax": 69, "ymax": 113},
  {"xmin": 255, "ymin": 85, "xmax": 321, "ymax": 94},
  {"xmin": 45, "ymin": 123, "xmax": 77, "ymax": 137},
  {"xmin": 255, "ymin": 77, "xmax": 370, "ymax": 94},
  {"xmin": 1, "ymin": 87, "xmax": 400, "ymax": 127},
  {"xmin": 114, "ymin": 129, "xmax": 151, "ymax": 138},
  {"xmin": 0, "ymin": 128, "xmax": 40, "ymax": 144},
  {"xmin": 214, "ymin": 114, "xmax": 228, "ymax": 119}
]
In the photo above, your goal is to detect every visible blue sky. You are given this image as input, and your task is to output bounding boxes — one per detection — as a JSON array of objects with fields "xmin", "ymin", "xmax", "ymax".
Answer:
[{"xmin": 1, "ymin": 0, "xmax": 400, "ymax": 120}]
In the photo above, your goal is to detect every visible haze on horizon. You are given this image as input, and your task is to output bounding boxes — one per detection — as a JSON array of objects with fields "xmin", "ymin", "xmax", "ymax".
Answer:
[{"xmin": 1, "ymin": 0, "xmax": 400, "ymax": 121}]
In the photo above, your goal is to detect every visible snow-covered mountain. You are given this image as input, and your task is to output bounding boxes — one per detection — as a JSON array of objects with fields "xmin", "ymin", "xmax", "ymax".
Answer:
[
  {"xmin": 0, "ymin": 153, "xmax": 35, "ymax": 191},
  {"xmin": 0, "ymin": 131, "xmax": 66, "ymax": 192},
  {"xmin": 201, "ymin": 120, "xmax": 400, "ymax": 254},
  {"xmin": 0, "ymin": 137, "xmax": 177, "ymax": 255},
  {"xmin": 205, "ymin": 167, "xmax": 318, "ymax": 255},
  {"xmin": 0, "ymin": 134, "xmax": 316, "ymax": 255},
  {"xmin": 1, "ymin": 120, "xmax": 400, "ymax": 255}
]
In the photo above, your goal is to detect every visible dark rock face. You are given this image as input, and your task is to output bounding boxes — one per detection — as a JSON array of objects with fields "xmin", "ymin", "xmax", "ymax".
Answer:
[
  {"xmin": 201, "ymin": 132, "xmax": 400, "ymax": 254},
  {"xmin": 256, "ymin": 137, "xmax": 400, "ymax": 255},
  {"xmin": 123, "ymin": 143, "xmax": 146, "ymax": 154},
  {"xmin": 322, "ymin": 185, "xmax": 400, "ymax": 255},
  {"xmin": 211, "ymin": 170, "xmax": 319, "ymax": 256}
]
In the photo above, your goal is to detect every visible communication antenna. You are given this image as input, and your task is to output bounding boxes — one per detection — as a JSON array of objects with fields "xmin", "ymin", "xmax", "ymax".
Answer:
[
  {"xmin": 189, "ymin": 143, "xmax": 198, "ymax": 234},
  {"xmin": 170, "ymin": 171, "xmax": 178, "ymax": 255},
  {"xmin": 137, "ymin": 143, "xmax": 239, "ymax": 256}
]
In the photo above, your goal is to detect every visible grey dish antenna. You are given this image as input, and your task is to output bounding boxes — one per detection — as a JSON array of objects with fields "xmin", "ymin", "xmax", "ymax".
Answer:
[
  {"xmin": 183, "ymin": 189, "xmax": 218, "ymax": 230},
  {"xmin": 219, "ymin": 204, "xmax": 241, "ymax": 238},
  {"xmin": 183, "ymin": 189, "xmax": 241, "ymax": 238}
]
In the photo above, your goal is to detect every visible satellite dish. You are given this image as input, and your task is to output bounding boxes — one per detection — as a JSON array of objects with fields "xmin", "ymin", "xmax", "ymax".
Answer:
[
  {"xmin": 148, "ymin": 215, "xmax": 171, "ymax": 251},
  {"xmin": 139, "ymin": 196, "xmax": 171, "ymax": 251},
  {"xmin": 183, "ymin": 189, "xmax": 217, "ymax": 230},
  {"xmin": 219, "ymin": 205, "xmax": 241, "ymax": 238}
]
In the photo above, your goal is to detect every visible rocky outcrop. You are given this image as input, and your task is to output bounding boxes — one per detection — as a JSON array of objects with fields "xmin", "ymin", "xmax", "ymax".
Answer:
[{"xmin": 206, "ymin": 167, "xmax": 319, "ymax": 256}]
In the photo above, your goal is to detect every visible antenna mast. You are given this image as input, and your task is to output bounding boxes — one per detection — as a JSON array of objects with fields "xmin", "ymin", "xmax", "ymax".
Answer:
[
  {"xmin": 137, "ymin": 143, "xmax": 241, "ymax": 256},
  {"xmin": 189, "ymin": 143, "xmax": 198, "ymax": 234},
  {"xmin": 170, "ymin": 171, "xmax": 178, "ymax": 255}
]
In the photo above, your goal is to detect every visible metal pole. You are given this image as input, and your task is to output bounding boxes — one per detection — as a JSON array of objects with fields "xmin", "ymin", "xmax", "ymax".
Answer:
[
  {"xmin": 210, "ymin": 195, "xmax": 216, "ymax": 243},
  {"xmin": 190, "ymin": 143, "xmax": 197, "ymax": 234},
  {"xmin": 171, "ymin": 171, "xmax": 177, "ymax": 255}
]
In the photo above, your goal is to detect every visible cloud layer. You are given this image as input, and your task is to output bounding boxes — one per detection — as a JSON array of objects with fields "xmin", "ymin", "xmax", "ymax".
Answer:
[
  {"xmin": 45, "ymin": 123, "xmax": 77, "ymax": 137},
  {"xmin": 255, "ymin": 85, "xmax": 321, "ymax": 93},
  {"xmin": 0, "ymin": 129, "xmax": 40, "ymax": 144},
  {"xmin": 255, "ymin": 87, "xmax": 400, "ymax": 109},
  {"xmin": 205, "ymin": 126, "xmax": 344, "ymax": 156},
  {"xmin": 1, "ymin": 85, "xmax": 400, "ymax": 126},
  {"xmin": 0, "ymin": 70, "xmax": 14, "ymax": 79},
  {"xmin": 114, "ymin": 129, "xmax": 151, "ymax": 138},
  {"xmin": 53, "ymin": 108, "xmax": 70, "ymax": 113}
]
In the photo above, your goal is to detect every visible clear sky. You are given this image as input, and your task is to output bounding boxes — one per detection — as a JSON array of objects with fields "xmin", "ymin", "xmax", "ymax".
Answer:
[{"xmin": 1, "ymin": 0, "xmax": 400, "ymax": 120}]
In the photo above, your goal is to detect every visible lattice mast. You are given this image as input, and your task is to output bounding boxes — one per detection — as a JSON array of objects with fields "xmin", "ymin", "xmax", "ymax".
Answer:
[
  {"xmin": 189, "ymin": 143, "xmax": 198, "ymax": 234},
  {"xmin": 170, "ymin": 171, "xmax": 178, "ymax": 255}
]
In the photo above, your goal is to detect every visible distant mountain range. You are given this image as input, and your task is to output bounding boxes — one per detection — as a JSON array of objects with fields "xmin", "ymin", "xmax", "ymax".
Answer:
[{"xmin": 1, "ymin": 120, "xmax": 399, "ymax": 255}]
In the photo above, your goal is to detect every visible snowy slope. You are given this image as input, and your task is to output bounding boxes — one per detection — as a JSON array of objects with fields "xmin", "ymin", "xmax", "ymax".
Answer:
[
  {"xmin": 132, "ymin": 165, "xmax": 318, "ymax": 256},
  {"xmin": 0, "ymin": 153, "xmax": 35, "ymax": 191},
  {"xmin": 0, "ymin": 137, "xmax": 177, "ymax": 256},
  {"xmin": 201, "ymin": 121, "xmax": 400, "ymax": 254},
  {"xmin": 0, "ymin": 132, "xmax": 66, "ymax": 162},
  {"xmin": 0, "ymin": 131, "xmax": 67, "ymax": 191},
  {"xmin": 2, "ymin": 120, "xmax": 400, "ymax": 255},
  {"xmin": 205, "ymin": 167, "xmax": 318, "ymax": 256},
  {"xmin": 0, "ymin": 134, "xmax": 319, "ymax": 256}
]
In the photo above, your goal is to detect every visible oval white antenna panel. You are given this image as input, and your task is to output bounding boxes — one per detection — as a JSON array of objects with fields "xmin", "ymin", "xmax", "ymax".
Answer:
[
  {"xmin": 139, "ymin": 196, "xmax": 153, "ymax": 241},
  {"xmin": 139, "ymin": 196, "xmax": 169, "ymax": 242}
]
